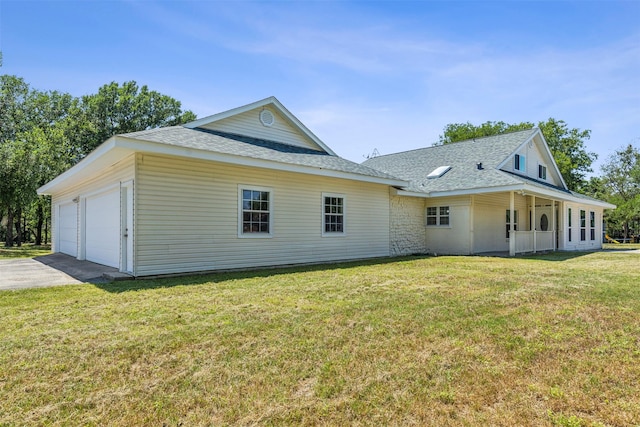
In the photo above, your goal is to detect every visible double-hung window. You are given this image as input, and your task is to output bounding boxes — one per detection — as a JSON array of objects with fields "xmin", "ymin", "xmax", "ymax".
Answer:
[
  {"xmin": 568, "ymin": 208, "xmax": 572, "ymax": 242},
  {"xmin": 514, "ymin": 154, "xmax": 526, "ymax": 172},
  {"xmin": 589, "ymin": 211, "xmax": 596, "ymax": 241},
  {"xmin": 239, "ymin": 186, "xmax": 272, "ymax": 237},
  {"xmin": 323, "ymin": 193, "xmax": 345, "ymax": 235},
  {"xmin": 426, "ymin": 206, "xmax": 450, "ymax": 226},
  {"xmin": 506, "ymin": 210, "xmax": 518, "ymax": 238},
  {"xmin": 538, "ymin": 165, "xmax": 547, "ymax": 180},
  {"xmin": 580, "ymin": 209, "xmax": 586, "ymax": 241}
]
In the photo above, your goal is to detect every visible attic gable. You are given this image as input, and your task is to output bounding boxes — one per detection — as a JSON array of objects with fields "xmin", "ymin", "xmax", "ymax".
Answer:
[
  {"xmin": 498, "ymin": 129, "xmax": 567, "ymax": 190},
  {"xmin": 184, "ymin": 97, "xmax": 336, "ymax": 155}
]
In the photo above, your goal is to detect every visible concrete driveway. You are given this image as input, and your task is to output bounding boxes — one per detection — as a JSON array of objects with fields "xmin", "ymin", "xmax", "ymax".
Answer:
[{"xmin": 0, "ymin": 253, "xmax": 124, "ymax": 291}]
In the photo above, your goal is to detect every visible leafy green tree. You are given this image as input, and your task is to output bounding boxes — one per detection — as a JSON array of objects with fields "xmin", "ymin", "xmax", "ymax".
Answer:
[
  {"xmin": 438, "ymin": 121, "xmax": 533, "ymax": 145},
  {"xmin": 0, "ymin": 76, "xmax": 198, "ymax": 246},
  {"xmin": 79, "ymin": 81, "xmax": 196, "ymax": 154},
  {"xmin": 0, "ymin": 76, "xmax": 33, "ymax": 246},
  {"xmin": 438, "ymin": 119, "xmax": 597, "ymax": 191},
  {"xmin": 600, "ymin": 144, "xmax": 640, "ymax": 239}
]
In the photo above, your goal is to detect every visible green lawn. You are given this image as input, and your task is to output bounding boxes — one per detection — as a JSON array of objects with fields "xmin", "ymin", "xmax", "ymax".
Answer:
[
  {"xmin": 0, "ymin": 244, "xmax": 51, "ymax": 258},
  {"xmin": 1, "ymin": 252, "xmax": 639, "ymax": 426}
]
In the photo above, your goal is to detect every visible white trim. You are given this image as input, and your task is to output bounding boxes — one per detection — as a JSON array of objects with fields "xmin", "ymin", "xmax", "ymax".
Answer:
[
  {"xmin": 425, "ymin": 205, "xmax": 451, "ymax": 228},
  {"xmin": 121, "ymin": 180, "xmax": 134, "ymax": 274},
  {"xmin": 395, "ymin": 183, "xmax": 614, "ymax": 209},
  {"xmin": 238, "ymin": 185, "xmax": 273, "ymax": 239},
  {"xmin": 321, "ymin": 192, "xmax": 346, "ymax": 237},
  {"xmin": 183, "ymin": 96, "xmax": 338, "ymax": 156}
]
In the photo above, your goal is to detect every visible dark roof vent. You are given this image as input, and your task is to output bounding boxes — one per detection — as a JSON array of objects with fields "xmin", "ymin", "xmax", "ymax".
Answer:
[{"xmin": 477, "ymin": 162, "xmax": 484, "ymax": 170}]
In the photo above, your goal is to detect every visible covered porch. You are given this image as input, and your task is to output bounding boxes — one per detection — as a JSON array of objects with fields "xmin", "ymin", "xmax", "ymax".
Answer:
[{"xmin": 507, "ymin": 191, "xmax": 559, "ymax": 256}]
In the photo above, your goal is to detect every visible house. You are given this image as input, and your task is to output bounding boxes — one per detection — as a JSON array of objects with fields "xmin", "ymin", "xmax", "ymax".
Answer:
[
  {"xmin": 37, "ymin": 97, "xmax": 407, "ymax": 277},
  {"xmin": 362, "ymin": 128, "xmax": 615, "ymax": 256},
  {"xmin": 38, "ymin": 97, "xmax": 614, "ymax": 277}
]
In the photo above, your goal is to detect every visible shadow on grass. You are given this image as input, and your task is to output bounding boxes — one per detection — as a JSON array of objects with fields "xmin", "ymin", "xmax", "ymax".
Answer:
[
  {"xmin": 93, "ymin": 250, "xmax": 598, "ymax": 293},
  {"xmin": 93, "ymin": 256, "xmax": 420, "ymax": 293}
]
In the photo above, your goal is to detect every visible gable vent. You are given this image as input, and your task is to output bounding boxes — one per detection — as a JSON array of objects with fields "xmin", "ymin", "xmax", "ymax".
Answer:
[
  {"xmin": 427, "ymin": 165, "xmax": 451, "ymax": 179},
  {"xmin": 259, "ymin": 109, "xmax": 275, "ymax": 127}
]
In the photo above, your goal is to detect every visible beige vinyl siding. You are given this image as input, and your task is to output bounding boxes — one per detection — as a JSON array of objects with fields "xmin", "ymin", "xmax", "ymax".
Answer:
[
  {"xmin": 135, "ymin": 153, "xmax": 390, "ymax": 276},
  {"xmin": 473, "ymin": 192, "xmax": 528, "ymax": 253},
  {"xmin": 199, "ymin": 106, "xmax": 322, "ymax": 152},
  {"xmin": 50, "ymin": 155, "xmax": 135, "ymax": 259},
  {"xmin": 424, "ymin": 196, "xmax": 472, "ymax": 255}
]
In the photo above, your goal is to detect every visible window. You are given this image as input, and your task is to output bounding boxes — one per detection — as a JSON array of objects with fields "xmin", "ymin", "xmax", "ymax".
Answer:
[
  {"xmin": 590, "ymin": 211, "xmax": 596, "ymax": 241},
  {"xmin": 323, "ymin": 194, "xmax": 345, "ymax": 235},
  {"xmin": 426, "ymin": 206, "xmax": 450, "ymax": 226},
  {"xmin": 506, "ymin": 210, "xmax": 518, "ymax": 238},
  {"xmin": 514, "ymin": 154, "xmax": 526, "ymax": 172},
  {"xmin": 580, "ymin": 209, "xmax": 586, "ymax": 241},
  {"xmin": 568, "ymin": 208, "xmax": 572, "ymax": 242},
  {"xmin": 239, "ymin": 187, "xmax": 272, "ymax": 237},
  {"xmin": 538, "ymin": 165, "xmax": 547, "ymax": 180}
]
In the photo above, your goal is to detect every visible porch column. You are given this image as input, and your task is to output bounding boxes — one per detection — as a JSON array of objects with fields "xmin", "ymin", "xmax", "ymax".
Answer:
[
  {"xmin": 509, "ymin": 191, "xmax": 515, "ymax": 256},
  {"xmin": 532, "ymin": 195, "xmax": 536, "ymax": 253},
  {"xmin": 552, "ymin": 200, "xmax": 557, "ymax": 250}
]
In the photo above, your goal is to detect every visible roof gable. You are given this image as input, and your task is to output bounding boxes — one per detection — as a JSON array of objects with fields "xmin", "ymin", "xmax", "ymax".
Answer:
[
  {"xmin": 363, "ymin": 128, "xmax": 540, "ymax": 194},
  {"xmin": 184, "ymin": 96, "xmax": 336, "ymax": 156},
  {"xmin": 497, "ymin": 129, "xmax": 567, "ymax": 189}
]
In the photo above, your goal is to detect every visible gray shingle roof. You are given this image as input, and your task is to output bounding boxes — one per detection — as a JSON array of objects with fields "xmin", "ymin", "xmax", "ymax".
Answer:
[
  {"xmin": 121, "ymin": 126, "xmax": 403, "ymax": 182},
  {"xmin": 363, "ymin": 129, "xmax": 542, "ymax": 194}
]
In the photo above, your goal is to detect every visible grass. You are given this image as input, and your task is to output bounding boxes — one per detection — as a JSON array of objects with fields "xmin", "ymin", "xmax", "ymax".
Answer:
[
  {"xmin": 0, "ymin": 244, "xmax": 51, "ymax": 258},
  {"xmin": 1, "ymin": 251, "xmax": 639, "ymax": 426},
  {"xmin": 603, "ymin": 242, "xmax": 640, "ymax": 251}
]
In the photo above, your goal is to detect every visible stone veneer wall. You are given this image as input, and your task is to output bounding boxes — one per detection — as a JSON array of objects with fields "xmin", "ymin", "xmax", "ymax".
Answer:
[{"xmin": 389, "ymin": 195, "xmax": 427, "ymax": 255}]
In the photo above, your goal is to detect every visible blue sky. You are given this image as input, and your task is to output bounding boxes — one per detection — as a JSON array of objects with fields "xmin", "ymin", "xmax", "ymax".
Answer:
[{"xmin": 1, "ymin": 0, "xmax": 638, "ymax": 174}]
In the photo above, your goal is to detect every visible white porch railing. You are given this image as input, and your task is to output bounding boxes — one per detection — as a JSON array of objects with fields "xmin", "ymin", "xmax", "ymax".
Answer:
[
  {"xmin": 514, "ymin": 231, "xmax": 534, "ymax": 253},
  {"xmin": 512, "ymin": 231, "xmax": 555, "ymax": 254},
  {"xmin": 536, "ymin": 231, "xmax": 554, "ymax": 251}
]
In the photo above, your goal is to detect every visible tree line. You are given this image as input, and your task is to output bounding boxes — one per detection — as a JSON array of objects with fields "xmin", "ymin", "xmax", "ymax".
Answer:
[
  {"xmin": 0, "ymin": 75, "xmax": 195, "ymax": 247},
  {"xmin": 439, "ymin": 121, "xmax": 640, "ymax": 240}
]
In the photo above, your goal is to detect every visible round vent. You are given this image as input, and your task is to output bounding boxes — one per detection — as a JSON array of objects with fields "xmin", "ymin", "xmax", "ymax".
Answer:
[{"xmin": 259, "ymin": 109, "xmax": 275, "ymax": 127}]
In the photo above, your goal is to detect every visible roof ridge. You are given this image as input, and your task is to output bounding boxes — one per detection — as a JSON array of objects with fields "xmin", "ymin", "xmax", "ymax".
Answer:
[{"xmin": 368, "ymin": 127, "xmax": 538, "ymax": 160}]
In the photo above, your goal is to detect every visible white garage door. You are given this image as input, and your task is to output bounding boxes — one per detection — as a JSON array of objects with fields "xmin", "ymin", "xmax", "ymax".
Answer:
[
  {"xmin": 58, "ymin": 202, "xmax": 78, "ymax": 257},
  {"xmin": 85, "ymin": 189, "xmax": 120, "ymax": 268}
]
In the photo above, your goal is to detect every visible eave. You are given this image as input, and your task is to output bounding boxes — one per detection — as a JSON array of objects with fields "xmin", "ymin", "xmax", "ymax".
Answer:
[
  {"xmin": 38, "ymin": 136, "xmax": 407, "ymax": 195},
  {"xmin": 392, "ymin": 183, "xmax": 615, "ymax": 209}
]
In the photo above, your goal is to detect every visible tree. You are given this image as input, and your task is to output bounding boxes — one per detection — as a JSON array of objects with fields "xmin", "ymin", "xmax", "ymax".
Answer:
[
  {"xmin": 438, "ymin": 119, "xmax": 597, "ymax": 191},
  {"xmin": 0, "ymin": 76, "xmax": 33, "ymax": 246},
  {"xmin": 438, "ymin": 121, "xmax": 533, "ymax": 145},
  {"xmin": 0, "ymin": 76, "xmax": 197, "ymax": 246},
  {"xmin": 79, "ymin": 81, "xmax": 196, "ymax": 154},
  {"xmin": 600, "ymin": 144, "xmax": 640, "ymax": 240}
]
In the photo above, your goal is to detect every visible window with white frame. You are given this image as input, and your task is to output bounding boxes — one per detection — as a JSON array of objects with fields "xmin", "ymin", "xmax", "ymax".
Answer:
[
  {"xmin": 506, "ymin": 210, "xmax": 518, "ymax": 238},
  {"xmin": 239, "ymin": 186, "xmax": 272, "ymax": 237},
  {"xmin": 580, "ymin": 209, "xmax": 586, "ymax": 241},
  {"xmin": 426, "ymin": 206, "xmax": 450, "ymax": 226},
  {"xmin": 538, "ymin": 165, "xmax": 547, "ymax": 180},
  {"xmin": 590, "ymin": 211, "xmax": 596, "ymax": 241},
  {"xmin": 323, "ymin": 194, "xmax": 345, "ymax": 235},
  {"xmin": 568, "ymin": 208, "xmax": 572, "ymax": 242},
  {"xmin": 514, "ymin": 154, "xmax": 526, "ymax": 172}
]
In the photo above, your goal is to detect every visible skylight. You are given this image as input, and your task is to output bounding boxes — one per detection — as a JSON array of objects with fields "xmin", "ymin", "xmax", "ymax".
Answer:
[{"xmin": 427, "ymin": 165, "xmax": 451, "ymax": 179}]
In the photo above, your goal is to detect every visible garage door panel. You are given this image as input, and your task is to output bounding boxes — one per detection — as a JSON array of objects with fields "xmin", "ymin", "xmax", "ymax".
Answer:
[
  {"xmin": 85, "ymin": 190, "xmax": 120, "ymax": 268},
  {"xmin": 59, "ymin": 203, "xmax": 78, "ymax": 257}
]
